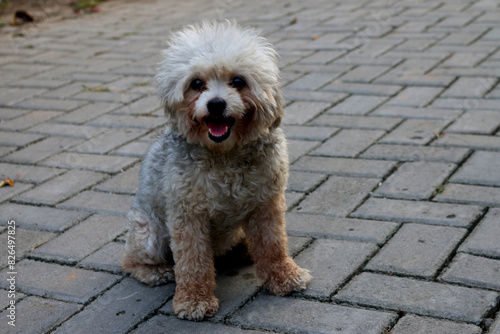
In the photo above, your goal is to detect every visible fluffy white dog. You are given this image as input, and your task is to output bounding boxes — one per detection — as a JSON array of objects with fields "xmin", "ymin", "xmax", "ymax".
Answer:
[{"xmin": 122, "ymin": 20, "xmax": 311, "ymax": 321}]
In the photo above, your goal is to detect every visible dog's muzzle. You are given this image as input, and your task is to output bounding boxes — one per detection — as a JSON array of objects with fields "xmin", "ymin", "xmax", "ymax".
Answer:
[{"xmin": 205, "ymin": 98, "xmax": 235, "ymax": 143}]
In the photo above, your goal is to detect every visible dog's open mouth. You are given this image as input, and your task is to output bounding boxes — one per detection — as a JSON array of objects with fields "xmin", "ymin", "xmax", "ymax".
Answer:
[{"xmin": 205, "ymin": 117, "xmax": 235, "ymax": 143}]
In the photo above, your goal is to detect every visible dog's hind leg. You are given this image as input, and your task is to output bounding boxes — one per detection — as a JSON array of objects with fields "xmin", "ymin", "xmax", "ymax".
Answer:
[{"xmin": 121, "ymin": 210, "xmax": 175, "ymax": 286}]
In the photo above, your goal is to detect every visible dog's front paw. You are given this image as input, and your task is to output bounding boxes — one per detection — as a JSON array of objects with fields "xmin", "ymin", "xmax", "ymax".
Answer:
[
  {"xmin": 266, "ymin": 260, "xmax": 312, "ymax": 296},
  {"xmin": 173, "ymin": 295, "xmax": 219, "ymax": 321}
]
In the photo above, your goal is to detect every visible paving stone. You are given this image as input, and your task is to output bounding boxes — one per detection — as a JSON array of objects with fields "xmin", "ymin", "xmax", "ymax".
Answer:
[
  {"xmin": 30, "ymin": 214, "xmax": 127, "ymax": 265},
  {"xmin": 321, "ymin": 82, "xmax": 403, "ymax": 96},
  {"xmin": 434, "ymin": 133, "xmax": 500, "ymax": 150},
  {"xmin": 335, "ymin": 272, "xmax": 498, "ymax": 325},
  {"xmin": 339, "ymin": 65, "xmax": 391, "ymax": 83},
  {"xmin": 387, "ymin": 87, "xmax": 443, "ymax": 107},
  {"xmin": 0, "ymin": 163, "xmax": 65, "ymax": 184},
  {"xmin": 0, "ymin": 259, "xmax": 120, "ymax": 303},
  {"xmin": 0, "ymin": 88, "xmax": 47, "ymax": 107},
  {"xmin": 0, "ymin": 296, "xmax": 82, "ymax": 334},
  {"xmin": 87, "ymin": 114, "xmax": 166, "ymax": 129},
  {"xmin": 283, "ymin": 90, "xmax": 348, "ymax": 104},
  {"xmin": 326, "ymin": 95, "xmax": 388, "ymax": 115},
  {"xmin": 371, "ymin": 105, "xmax": 461, "ymax": 119},
  {"xmin": 442, "ymin": 52, "xmax": 491, "ymax": 68},
  {"xmin": 297, "ymin": 176, "xmax": 380, "ymax": 216},
  {"xmin": 15, "ymin": 170, "xmax": 108, "ymax": 205},
  {"xmin": 287, "ymin": 139, "xmax": 320, "ymax": 163},
  {"xmin": 111, "ymin": 95, "xmax": 160, "ymax": 115},
  {"xmin": 375, "ymin": 161, "xmax": 456, "ymax": 200},
  {"xmin": 94, "ymin": 163, "xmax": 140, "ymax": 194},
  {"xmin": 286, "ymin": 212, "xmax": 398, "ymax": 245},
  {"xmin": 285, "ymin": 191, "xmax": 304, "ymax": 211},
  {"xmin": 137, "ymin": 314, "xmax": 267, "ymax": 334},
  {"xmin": 295, "ymin": 239, "xmax": 378, "ymax": 298},
  {"xmin": 459, "ymin": 208, "xmax": 500, "ymax": 258},
  {"xmin": 0, "ymin": 111, "xmax": 63, "ymax": 131},
  {"xmin": 0, "ymin": 107, "xmax": 32, "ymax": 121},
  {"xmin": 451, "ymin": 151, "xmax": 500, "ymax": 186},
  {"xmin": 432, "ymin": 97, "xmax": 500, "ymax": 111},
  {"xmin": 110, "ymin": 141, "xmax": 150, "ymax": 157},
  {"xmin": 13, "ymin": 98, "xmax": 86, "ymax": 111},
  {"xmin": 440, "ymin": 253, "xmax": 500, "ymax": 291},
  {"xmin": 391, "ymin": 58, "xmax": 442, "ymax": 76},
  {"xmin": 312, "ymin": 129, "xmax": 386, "ymax": 157},
  {"xmin": 41, "ymin": 152, "xmax": 138, "ymax": 174},
  {"xmin": 0, "ymin": 228, "xmax": 56, "ymax": 268},
  {"xmin": 58, "ymin": 190, "xmax": 132, "ymax": 216},
  {"xmin": 287, "ymin": 171, "xmax": 326, "ymax": 193},
  {"xmin": 53, "ymin": 102, "xmax": 122, "ymax": 124},
  {"xmin": 53, "ymin": 278, "xmax": 174, "ymax": 334},
  {"xmin": 78, "ymin": 242, "xmax": 124, "ymax": 274},
  {"xmin": 443, "ymin": 77, "xmax": 498, "ymax": 98},
  {"xmin": 286, "ymin": 72, "xmax": 338, "ymax": 90},
  {"xmin": 310, "ymin": 114, "xmax": 401, "ymax": 130},
  {"xmin": 27, "ymin": 122, "xmax": 110, "ymax": 139},
  {"xmin": 2, "ymin": 136, "xmax": 81, "ymax": 164},
  {"xmin": 0, "ymin": 131, "xmax": 44, "ymax": 147},
  {"xmin": 490, "ymin": 317, "xmax": 500, "ymax": 334},
  {"xmin": 0, "ymin": 288, "xmax": 24, "ymax": 311},
  {"xmin": 283, "ymin": 125, "xmax": 339, "ymax": 141},
  {"xmin": 292, "ymin": 156, "xmax": 394, "ymax": 178},
  {"xmin": 352, "ymin": 197, "xmax": 482, "ymax": 228},
  {"xmin": 366, "ymin": 223, "xmax": 466, "ymax": 278},
  {"xmin": 69, "ymin": 128, "xmax": 148, "ymax": 154},
  {"xmin": 391, "ymin": 315, "xmax": 482, "ymax": 334},
  {"xmin": 447, "ymin": 110, "xmax": 500, "ymax": 134},
  {"xmin": 0, "ymin": 182, "xmax": 33, "ymax": 203},
  {"xmin": 375, "ymin": 73, "xmax": 455, "ymax": 87},
  {"xmin": 230, "ymin": 295, "xmax": 396, "ymax": 334},
  {"xmin": 283, "ymin": 101, "xmax": 331, "ymax": 125},
  {"xmin": 0, "ymin": 203, "xmax": 88, "ymax": 232},
  {"xmin": 435, "ymin": 183, "xmax": 500, "ymax": 207},
  {"xmin": 380, "ymin": 119, "xmax": 450, "ymax": 145},
  {"xmin": 360, "ymin": 144, "xmax": 470, "ymax": 163}
]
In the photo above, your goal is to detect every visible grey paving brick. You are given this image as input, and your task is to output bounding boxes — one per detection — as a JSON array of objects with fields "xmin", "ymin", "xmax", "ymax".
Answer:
[
  {"xmin": 391, "ymin": 315, "xmax": 482, "ymax": 334},
  {"xmin": 380, "ymin": 119, "xmax": 450, "ymax": 145},
  {"xmin": 41, "ymin": 152, "xmax": 138, "ymax": 174},
  {"xmin": 137, "ymin": 314, "xmax": 267, "ymax": 334},
  {"xmin": 13, "ymin": 98, "xmax": 86, "ymax": 111},
  {"xmin": 53, "ymin": 102, "xmax": 122, "ymax": 124},
  {"xmin": 53, "ymin": 278, "xmax": 174, "ymax": 334},
  {"xmin": 434, "ymin": 133, "xmax": 500, "ymax": 150},
  {"xmin": 283, "ymin": 101, "xmax": 331, "ymax": 125},
  {"xmin": 286, "ymin": 72, "xmax": 338, "ymax": 90},
  {"xmin": 387, "ymin": 87, "xmax": 443, "ymax": 107},
  {"xmin": 0, "ymin": 131, "xmax": 44, "ymax": 147},
  {"xmin": 283, "ymin": 90, "xmax": 348, "ymax": 104},
  {"xmin": 0, "ymin": 182, "xmax": 33, "ymax": 203},
  {"xmin": 335, "ymin": 272, "xmax": 498, "ymax": 324},
  {"xmin": 391, "ymin": 58, "xmax": 442, "ymax": 76},
  {"xmin": 0, "ymin": 296, "xmax": 82, "ymax": 334},
  {"xmin": 442, "ymin": 52, "xmax": 491, "ymax": 67},
  {"xmin": 297, "ymin": 176, "xmax": 380, "ymax": 216},
  {"xmin": 230, "ymin": 295, "xmax": 396, "ymax": 334},
  {"xmin": 299, "ymin": 51, "xmax": 345, "ymax": 65},
  {"xmin": 287, "ymin": 171, "xmax": 326, "ymax": 193},
  {"xmin": 312, "ymin": 129, "xmax": 386, "ymax": 157},
  {"xmin": 27, "ymin": 122, "xmax": 110, "ymax": 139},
  {"xmin": 285, "ymin": 191, "xmax": 304, "ymax": 211},
  {"xmin": 86, "ymin": 114, "xmax": 166, "ymax": 129},
  {"xmin": 490, "ymin": 317, "xmax": 500, "ymax": 334},
  {"xmin": 352, "ymin": 197, "xmax": 482, "ymax": 228},
  {"xmin": 339, "ymin": 65, "xmax": 391, "ymax": 83},
  {"xmin": 69, "ymin": 128, "xmax": 148, "ymax": 154},
  {"xmin": 0, "ymin": 111, "xmax": 62, "ymax": 131},
  {"xmin": 451, "ymin": 151, "xmax": 500, "ymax": 186},
  {"xmin": 295, "ymin": 239, "xmax": 378, "ymax": 298},
  {"xmin": 0, "ymin": 228, "xmax": 56, "ymax": 268},
  {"xmin": 459, "ymin": 208, "xmax": 500, "ymax": 258},
  {"xmin": 58, "ymin": 190, "xmax": 133, "ymax": 216},
  {"xmin": 321, "ymin": 82, "xmax": 403, "ymax": 96},
  {"xmin": 432, "ymin": 97, "xmax": 500, "ymax": 111},
  {"xmin": 110, "ymin": 141, "xmax": 150, "ymax": 157},
  {"xmin": 376, "ymin": 73, "xmax": 455, "ymax": 87},
  {"xmin": 371, "ymin": 105, "xmax": 461, "ymax": 119},
  {"xmin": 286, "ymin": 212, "xmax": 398, "ymax": 245},
  {"xmin": 0, "ymin": 163, "xmax": 65, "ymax": 184},
  {"xmin": 287, "ymin": 139, "xmax": 320, "ymax": 164},
  {"xmin": 443, "ymin": 77, "xmax": 498, "ymax": 98},
  {"xmin": 292, "ymin": 156, "xmax": 394, "ymax": 178},
  {"xmin": 310, "ymin": 114, "xmax": 401, "ymax": 130},
  {"xmin": 283, "ymin": 125, "xmax": 339, "ymax": 141},
  {"xmin": 447, "ymin": 110, "xmax": 500, "ymax": 134},
  {"xmin": 366, "ymin": 224, "xmax": 466, "ymax": 278},
  {"xmin": 94, "ymin": 164, "xmax": 140, "ymax": 194},
  {"xmin": 0, "ymin": 203, "xmax": 88, "ymax": 232},
  {"xmin": 0, "ymin": 107, "xmax": 32, "ymax": 121},
  {"xmin": 326, "ymin": 95, "xmax": 388, "ymax": 115},
  {"xmin": 15, "ymin": 170, "xmax": 108, "ymax": 205},
  {"xmin": 112, "ymin": 95, "xmax": 160, "ymax": 115},
  {"xmin": 375, "ymin": 161, "xmax": 456, "ymax": 200},
  {"xmin": 440, "ymin": 253, "xmax": 500, "ymax": 291},
  {"xmin": 30, "ymin": 214, "xmax": 127, "ymax": 265},
  {"xmin": 0, "ymin": 259, "xmax": 120, "ymax": 303},
  {"xmin": 0, "ymin": 88, "xmax": 47, "ymax": 107},
  {"xmin": 435, "ymin": 183, "xmax": 500, "ymax": 207},
  {"xmin": 360, "ymin": 144, "xmax": 470, "ymax": 163},
  {"xmin": 70, "ymin": 90, "xmax": 143, "ymax": 104},
  {"xmin": 3, "ymin": 136, "xmax": 81, "ymax": 164},
  {"xmin": 78, "ymin": 242, "xmax": 124, "ymax": 274}
]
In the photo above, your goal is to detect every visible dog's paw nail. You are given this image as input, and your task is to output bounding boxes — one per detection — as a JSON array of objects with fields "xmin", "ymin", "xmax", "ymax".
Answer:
[{"xmin": 173, "ymin": 297, "xmax": 219, "ymax": 321}]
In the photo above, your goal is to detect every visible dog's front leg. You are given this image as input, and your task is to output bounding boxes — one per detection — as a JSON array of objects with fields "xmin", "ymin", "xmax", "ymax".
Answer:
[
  {"xmin": 169, "ymin": 214, "xmax": 218, "ymax": 321},
  {"xmin": 244, "ymin": 194, "xmax": 311, "ymax": 295}
]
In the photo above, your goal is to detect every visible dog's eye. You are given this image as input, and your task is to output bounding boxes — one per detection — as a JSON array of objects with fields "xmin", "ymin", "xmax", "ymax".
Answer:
[
  {"xmin": 231, "ymin": 76, "xmax": 246, "ymax": 89},
  {"xmin": 190, "ymin": 79, "xmax": 204, "ymax": 90}
]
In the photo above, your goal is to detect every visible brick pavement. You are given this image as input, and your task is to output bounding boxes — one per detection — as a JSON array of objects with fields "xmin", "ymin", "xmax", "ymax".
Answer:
[{"xmin": 0, "ymin": 0, "xmax": 500, "ymax": 333}]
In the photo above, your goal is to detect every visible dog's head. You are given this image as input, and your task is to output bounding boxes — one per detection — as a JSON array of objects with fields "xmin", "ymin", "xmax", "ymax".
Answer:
[{"xmin": 156, "ymin": 21, "xmax": 283, "ymax": 152}]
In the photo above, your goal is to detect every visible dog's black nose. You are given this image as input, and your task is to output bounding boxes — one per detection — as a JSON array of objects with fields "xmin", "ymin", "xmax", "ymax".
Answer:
[{"xmin": 207, "ymin": 98, "xmax": 227, "ymax": 117}]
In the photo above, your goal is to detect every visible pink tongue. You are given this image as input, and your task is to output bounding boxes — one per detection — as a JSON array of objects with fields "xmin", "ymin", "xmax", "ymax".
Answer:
[{"xmin": 207, "ymin": 121, "xmax": 229, "ymax": 136}]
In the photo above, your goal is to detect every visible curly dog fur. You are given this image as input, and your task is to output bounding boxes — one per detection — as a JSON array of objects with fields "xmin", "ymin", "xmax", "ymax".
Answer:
[{"xmin": 121, "ymin": 20, "xmax": 311, "ymax": 321}]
